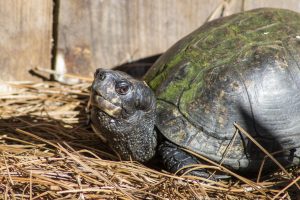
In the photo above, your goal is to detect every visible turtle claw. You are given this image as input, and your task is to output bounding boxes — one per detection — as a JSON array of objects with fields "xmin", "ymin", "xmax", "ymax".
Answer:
[{"xmin": 158, "ymin": 141, "xmax": 231, "ymax": 180}]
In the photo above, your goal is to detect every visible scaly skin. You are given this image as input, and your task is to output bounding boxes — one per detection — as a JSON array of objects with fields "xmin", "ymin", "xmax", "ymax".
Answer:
[{"xmin": 90, "ymin": 69, "xmax": 157, "ymax": 162}]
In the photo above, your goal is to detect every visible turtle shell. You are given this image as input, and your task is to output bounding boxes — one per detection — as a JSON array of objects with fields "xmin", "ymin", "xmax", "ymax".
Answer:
[{"xmin": 144, "ymin": 8, "xmax": 300, "ymax": 171}]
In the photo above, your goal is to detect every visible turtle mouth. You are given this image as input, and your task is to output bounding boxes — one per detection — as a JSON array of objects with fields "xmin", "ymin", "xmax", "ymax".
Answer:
[{"xmin": 90, "ymin": 92, "xmax": 122, "ymax": 118}]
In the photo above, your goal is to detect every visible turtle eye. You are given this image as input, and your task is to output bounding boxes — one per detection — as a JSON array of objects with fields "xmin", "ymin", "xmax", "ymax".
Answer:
[{"xmin": 115, "ymin": 81, "xmax": 131, "ymax": 95}]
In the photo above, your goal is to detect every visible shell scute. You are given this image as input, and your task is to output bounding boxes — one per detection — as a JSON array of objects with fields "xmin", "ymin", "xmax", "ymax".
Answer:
[{"xmin": 144, "ymin": 8, "xmax": 300, "ymax": 170}]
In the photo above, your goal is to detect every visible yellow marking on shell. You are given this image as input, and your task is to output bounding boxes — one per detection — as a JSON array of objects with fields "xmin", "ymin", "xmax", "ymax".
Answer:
[
  {"xmin": 275, "ymin": 58, "xmax": 288, "ymax": 69},
  {"xmin": 177, "ymin": 130, "xmax": 187, "ymax": 143},
  {"xmin": 204, "ymin": 108, "xmax": 210, "ymax": 114},
  {"xmin": 231, "ymin": 82, "xmax": 240, "ymax": 90},
  {"xmin": 217, "ymin": 141, "xmax": 244, "ymax": 158},
  {"xmin": 172, "ymin": 109, "xmax": 181, "ymax": 117},
  {"xmin": 244, "ymin": 80, "xmax": 252, "ymax": 87}
]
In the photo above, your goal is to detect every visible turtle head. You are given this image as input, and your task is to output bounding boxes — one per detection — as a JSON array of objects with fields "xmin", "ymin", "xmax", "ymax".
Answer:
[{"xmin": 90, "ymin": 68, "xmax": 157, "ymax": 162}]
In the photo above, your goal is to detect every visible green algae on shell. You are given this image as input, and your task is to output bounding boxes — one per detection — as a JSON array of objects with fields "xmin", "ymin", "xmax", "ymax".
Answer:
[{"xmin": 144, "ymin": 8, "xmax": 300, "ymax": 172}]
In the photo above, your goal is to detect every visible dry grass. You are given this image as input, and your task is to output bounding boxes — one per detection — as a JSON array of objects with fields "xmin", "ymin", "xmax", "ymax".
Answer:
[
  {"xmin": 0, "ymin": 1, "xmax": 299, "ymax": 199},
  {"xmin": 0, "ymin": 77, "xmax": 298, "ymax": 200}
]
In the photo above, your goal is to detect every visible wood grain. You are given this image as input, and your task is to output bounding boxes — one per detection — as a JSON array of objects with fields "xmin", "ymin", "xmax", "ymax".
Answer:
[
  {"xmin": 244, "ymin": 0, "xmax": 300, "ymax": 12},
  {"xmin": 56, "ymin": 0, "xmax": 223, "ymax": 76},
  {"xmin": 224, "ymin": 0, "xmax": 300, "ymax": 15},
  {"xmin": 2, "ymin": 0, "xmax": 300, "ymax": 82},
  {"xmin": 0, "ymin": 0, "xmax": 53, "ymax": 82}
]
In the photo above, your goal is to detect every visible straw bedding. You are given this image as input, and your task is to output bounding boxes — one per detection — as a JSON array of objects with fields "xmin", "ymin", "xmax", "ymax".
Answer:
[{"xmin": 0, "ymin": 76, "xmax": 298, "ymax": 199}]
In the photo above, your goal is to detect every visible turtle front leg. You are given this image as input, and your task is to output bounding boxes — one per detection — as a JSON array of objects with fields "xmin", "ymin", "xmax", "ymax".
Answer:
[{"xmin": 158, "ymin": 141, "xmax": 215, "ymax": 178}]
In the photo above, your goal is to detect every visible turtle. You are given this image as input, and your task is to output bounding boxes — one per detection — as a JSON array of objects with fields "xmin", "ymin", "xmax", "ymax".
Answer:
[{"xmin": 89, "ymin": 8, "xmax": 300, "ymax": 178}]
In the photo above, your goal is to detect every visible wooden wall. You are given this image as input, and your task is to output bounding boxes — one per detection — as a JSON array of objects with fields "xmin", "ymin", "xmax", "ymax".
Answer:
[
  {"xmin": 2, "ymin": 0, "xmax": 300, "ymax": 83},
  {"xmin": 55, "ymin": 0, "xmax": 300, "ymax": 78},
  {"xmin": 0, "ymin": 0, "xmax": 53, "ymax": 82},
  {"xmin": 55, "ymin": 0, "xmax": 222, "ymax": 78}
]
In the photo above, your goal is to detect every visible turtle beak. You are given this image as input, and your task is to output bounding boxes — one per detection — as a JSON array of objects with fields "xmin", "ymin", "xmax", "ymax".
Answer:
[{"xmin": 90, "ymin": 91, "xmax": 122, "ymax": 118}]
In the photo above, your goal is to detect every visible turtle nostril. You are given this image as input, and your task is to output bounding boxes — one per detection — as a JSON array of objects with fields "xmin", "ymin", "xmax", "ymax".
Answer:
[
  {"xmin": 94, "ymin": 68, "xmax": 106, "ymax": 81},
  {"xmin": 98, "ymin": 72, "xmax": 106, "ymax": 81},
  {"xmin": 94, "ymin": 69, "xmax": 100, "ymax": 78},
  {"xmin": 94, "ymin": 69, "xmax": 106, "ymax": 81}
]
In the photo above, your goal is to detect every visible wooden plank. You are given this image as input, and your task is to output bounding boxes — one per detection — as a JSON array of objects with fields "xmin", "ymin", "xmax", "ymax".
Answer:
[
  {"xmin": 56, "ymin": 0, "xmax": 223, "ymax": 77},
  {"xmin": 220, "ymin": 0, "xmax": 300, "ymax": 17},
  {"xmin": 56, "ymin": 0, "xmax": 300, "ymax": 79},
  {"xmin": 222, "ymin": 0, "xmax": 245, "ymax": 16},
  {"xmin": 244, "ymin": 0, "xmax": 300, "ymax": 12},
  {"xmin": 0, "ymin": 0, "xmax": 53, "ymax": 82}
]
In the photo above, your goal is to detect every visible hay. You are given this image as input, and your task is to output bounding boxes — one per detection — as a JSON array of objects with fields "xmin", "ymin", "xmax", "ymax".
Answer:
[{"xmin": 0, "ymin": 77, "xmax": 298, "ymax": 199}]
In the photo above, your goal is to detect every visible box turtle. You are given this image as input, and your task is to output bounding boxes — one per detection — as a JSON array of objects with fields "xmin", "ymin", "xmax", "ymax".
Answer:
[{"xmin": 89, "ymin": 8, "xmax": 300, "ymax": 178}]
